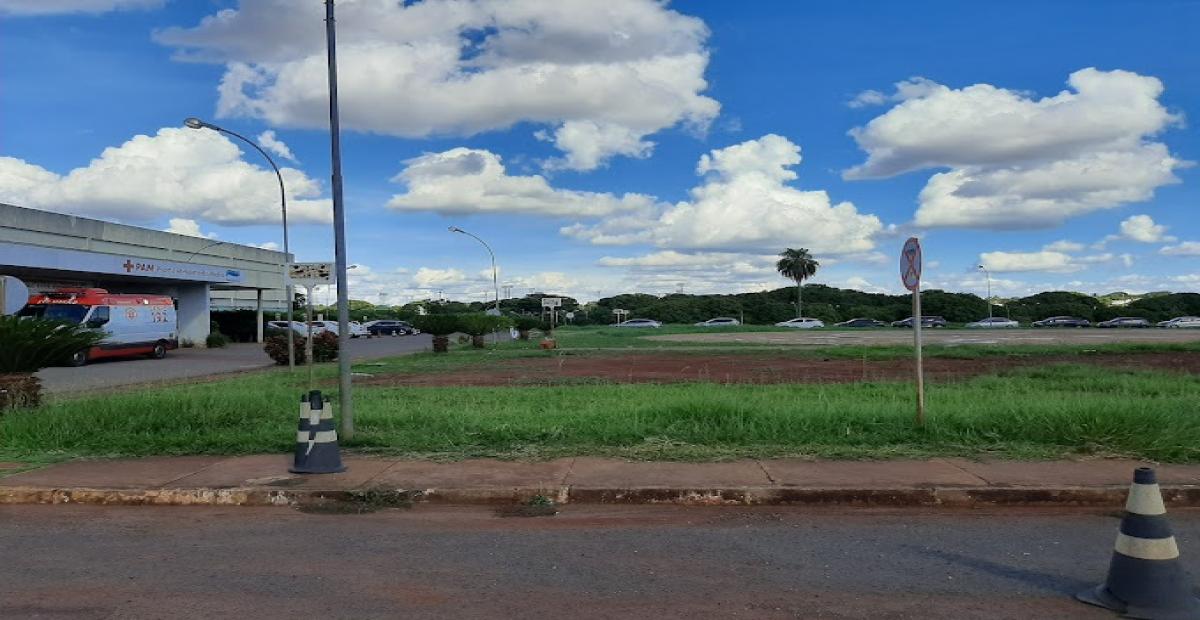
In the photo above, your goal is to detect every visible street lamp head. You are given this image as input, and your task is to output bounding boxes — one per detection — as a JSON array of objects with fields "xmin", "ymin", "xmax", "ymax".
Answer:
[
  {"xmin": 448, "ymin": 226, "xmax": 463, "ymax": 233},
  {"xmin": 183, "ymin": 117, "xmax": 209, "ymax": 130}
]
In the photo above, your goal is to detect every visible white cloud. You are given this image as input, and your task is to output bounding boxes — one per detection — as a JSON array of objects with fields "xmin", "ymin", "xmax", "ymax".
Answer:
[
  {"xmin": 1044, "ymin": 240, "xmax": 1085, "ymax": 252},
  {"xmin": 1120, "ymin": 253, "xmax": 1135, "ymax": 268},
  {"xmin": 164, "ymin": 218, "xmax": 216, "ymax": 239},
  {"xmin": 845, "ymin": 68, "xmax": 1186, "ymax": 229},
  {"xmin": 157, "ymin": 0, "xmax": 719, "ymax": 171},
  {"xmin": 980, "ymin": 251, "xmax": 1081, "ymax": 273},
  {"xmin": 847, "ymin": 90, "xmax": 887, "ymax": 109},
  {"xmin": 0, "ymin": 127, "xmax": 330, "ymax": 226},
  {"xmin": 387, "ymin": 148, "xmax": 658, "ymax": 217},
  {"xmin": 566, "ymin": 134, "xmax": 885, "ymax": 254},
  {"xmin": 256, "ymin": 130, "xmax": 298, "ymax": 163},
  {"xmin": 253, "ymin": 241, "xmax": 280, "ymax": 251},
  {"xmin": 980, "ymin": 247, "xmax": 1123, "ymax": 273},
  {"xmin": 1160, "ymin": 241, "xmax": 1200, "ymax": 256},
  {"xmin": 412, "ymin": 267, "xmax": 466, "ymax": 288},
  {"xmin": 1118, "ymin": 214, "xmax": 1173, "ymax": 243},
  {"xmin": 847, "ymin": 77, "xmax": 939, "ymax": 108},
  {"xmin": 1, "ymin": 0, "xmax": 160, "ymax": 16}
]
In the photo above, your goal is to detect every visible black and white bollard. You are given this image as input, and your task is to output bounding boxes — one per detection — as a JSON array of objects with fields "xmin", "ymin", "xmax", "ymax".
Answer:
[{"xmin": 289, "ymin": 390, "xmax": 346, "ymax": 474}]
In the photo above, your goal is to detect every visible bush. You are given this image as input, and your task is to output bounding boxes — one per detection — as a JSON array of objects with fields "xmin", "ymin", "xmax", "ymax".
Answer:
[
  {"xmin": 205, "ymin": 332, "xmax": 229, "ymax": 348},
  {"xmin": 459, "ymin": 314, "xmax": 510, "ymax": 336},
  {"xmin": 513, "ymin": 316, "xmax": 540, "ymax": 340},
  {"xmin": 0, "ymin": 316, "xmax": 105, "ymax": 410},
  {"xmin": 312, "ymin": 331, "xmax": 339, "ymax": 362},
  {"xmin": 181, "ymin": 338, "xmax": 195, "ymax": 348},
  {"xmin": 413, "ymin": 314, "xmax": 462, "ymax": 336},
  {"xmin": 0, "ymin": 316, "xmax": 105, "ymax": 374},
  {"xmin": 264, "ymin": 334, "xmax": 306, "ymax": 365},
  {"xmin": 210, "ymin": 310, "xmax": 259, "ymax": 342}
]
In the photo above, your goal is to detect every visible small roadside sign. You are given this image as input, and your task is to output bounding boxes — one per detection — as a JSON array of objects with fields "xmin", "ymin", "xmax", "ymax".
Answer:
[
  {"xmin": 900, "ymin": 238, "xmax": 922, "ymax": 291},
  {"xmin": 900, "ymin": 237, "xmax": 926, "ymax": 426},
  {"xmin": 289, "ymin": 262, "xmax": 333, "ymax": 287},
  {"xmin": 541, "ymin": 297, "xmax": 563, "ymax": 308},
  {"xmin": 0, "ymin": 275, "xmax": 30, "ymax": 315}
]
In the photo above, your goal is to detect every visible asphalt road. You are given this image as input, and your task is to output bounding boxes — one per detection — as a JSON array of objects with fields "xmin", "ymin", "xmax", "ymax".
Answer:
[
  {"xmin": 657, "ymin": 327, "xmax": 1200, "ymax": 347},
  {"xmin": 3, "ymin": 504, "xmax": 1198, "ymax": 619},
  {"xmin": 37, "ymin": 334, "xmax": 434, "ymax": 394}
]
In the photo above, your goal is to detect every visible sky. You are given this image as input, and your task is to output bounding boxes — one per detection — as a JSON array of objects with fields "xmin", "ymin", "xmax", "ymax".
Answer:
[{"xmin": 1, "ymin": 0, "xmax": 1197, "ymax": 305}]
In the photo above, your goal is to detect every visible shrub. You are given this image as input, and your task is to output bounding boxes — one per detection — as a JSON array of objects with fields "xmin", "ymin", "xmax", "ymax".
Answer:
[
  {"xmin": 412, "ymin": 314, "xmax": 462, "ymax": 336},
  {"xmin": 181, "ymin": 338, "xmax": 195, "ymax": 348},
  {"xmin": 513, "ymin": 316, "xmax": 540, "ymax": 340},
  {"xmin": 0, "ymin": 316, "xmax": 104, "ymax": 410},
  {"xmin": 205, "ymin": 332, "xmax": 229, "ymax": 348},
  {"xmin": 264, "ymin": 334, "xmax": 307, "ymax": 365},
  {"xmin": 459, "ymin": 314, "xmax": 511, "ymax": 348},
  {"xmin": 312, "ymin": 331, "xmax": 339, "ymax": 362}
]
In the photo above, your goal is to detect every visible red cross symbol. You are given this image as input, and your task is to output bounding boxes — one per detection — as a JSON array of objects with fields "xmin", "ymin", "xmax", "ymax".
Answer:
[{"xmin": 123, "ymin": 260, "xmax": 135, "ymax": 273}]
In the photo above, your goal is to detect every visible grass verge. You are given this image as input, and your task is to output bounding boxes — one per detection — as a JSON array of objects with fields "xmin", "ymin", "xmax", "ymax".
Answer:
[{"xmin": 3, "ymin": 361, "xmax": 1198, "ymax": 463}]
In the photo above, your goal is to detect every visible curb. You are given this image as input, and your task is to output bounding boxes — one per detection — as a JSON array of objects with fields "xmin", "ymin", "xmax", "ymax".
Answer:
[{"xmin": 5, "ymin": 485, "xmax": 1200, "ymax": 508}]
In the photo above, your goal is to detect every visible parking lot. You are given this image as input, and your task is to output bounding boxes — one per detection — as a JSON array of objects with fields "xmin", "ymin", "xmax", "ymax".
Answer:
[
  {"xmin": 37, "ymin": 334, "xmax": 434, "ymax": 394},
  {"xmin": 654, "ymin": 327, "xmax": 1200, "ymax": 347}
]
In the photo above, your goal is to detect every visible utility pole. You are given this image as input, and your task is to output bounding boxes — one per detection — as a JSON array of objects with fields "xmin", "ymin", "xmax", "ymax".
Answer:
[
  {"xmin": 977, "ymin": 265, "xmax": 992, "ymax": 320},
  {"xmin": 325, "ymin": 0, "xmax": 353, "ymax": 439}
]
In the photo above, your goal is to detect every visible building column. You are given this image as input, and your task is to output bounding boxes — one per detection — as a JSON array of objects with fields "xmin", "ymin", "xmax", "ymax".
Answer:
[
  {"xmin": 255, "ymin": 288, "xmax": 264, "ymax": 343},
  {"xmin": 176, "ymin": 283, "xmax": 211, "ymax": 347}
]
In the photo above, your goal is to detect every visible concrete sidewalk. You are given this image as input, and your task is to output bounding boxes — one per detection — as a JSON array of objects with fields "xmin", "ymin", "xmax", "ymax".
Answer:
[{"xmin": 3, "ymin": 455, "xmax": 1200, "ymax": 508}]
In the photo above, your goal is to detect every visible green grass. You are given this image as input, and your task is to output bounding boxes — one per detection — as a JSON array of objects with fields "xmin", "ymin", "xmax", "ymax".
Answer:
[{"xmin": 3, "ymin": 360, "xmax": 1199, "ymax": 463}]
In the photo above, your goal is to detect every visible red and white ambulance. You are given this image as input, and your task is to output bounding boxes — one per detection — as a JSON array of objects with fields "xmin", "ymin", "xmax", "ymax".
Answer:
[{"xmin": 19, "ymin": 288, "xmax": 178, "ymax": 366}]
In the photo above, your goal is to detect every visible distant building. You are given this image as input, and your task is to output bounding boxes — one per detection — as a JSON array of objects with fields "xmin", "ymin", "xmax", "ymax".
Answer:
[{"xmin": 0, "ymin": 203, "xmax": 289, "ymax": 344}]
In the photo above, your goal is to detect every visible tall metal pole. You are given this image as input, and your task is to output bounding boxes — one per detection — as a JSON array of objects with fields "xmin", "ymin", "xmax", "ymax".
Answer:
[
  {"xmin": 978, "ymin": 265, "xmax": 992, "ymax": 320},
  {"xmin": 913, "ymin": 282, "xmax": 925, "ymax": 426},
  {"xmin": 325, "ymin": 0, "xmax": 354, "ymax": 439},
  {"xmin": 449, "ymin": 226, "xmax": 500, "ymax": 314},
  {"xmin": 183, "ymin": 118, "xmax": 295, "ymax": 371}
]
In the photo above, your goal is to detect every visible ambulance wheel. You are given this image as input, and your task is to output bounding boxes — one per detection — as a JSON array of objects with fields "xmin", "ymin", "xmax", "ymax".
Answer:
[
  {"xmin": 69, "ymin": 350, "xmax": 89, "ymax": 367},
  {"xmin": 150, "ymin": 342, "xmax": 168, "ymax": 359}
]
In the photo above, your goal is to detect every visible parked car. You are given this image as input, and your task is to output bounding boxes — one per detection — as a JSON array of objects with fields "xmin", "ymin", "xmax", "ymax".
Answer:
[
  {"xmin": 694, "ymin": 317, "xmax": 741, "ymax": 327},
  {"xmin": 19, "ymin": 288, "xmax": 177, "ymax": 365},
  {"xmin": 891, "ymin": 316, "xmax": 948, "ymax": 328},
  {"xmin": 1158, "ymin": 316, "xmax": 1200, "ymax": 328},
  {"xmin": 1096, "ymin": 317, "xmax": 1152, "ymax": 328},
  {"xmin": 835, "ymin": 318, "xmax": 886, "ymax": 328},
  {"xmin": 1032, "ymin": 316, "xmax": 1091, "ymax": 328},
  {"xmin": 775, "ymin": 317, "xmax": 825, "ymax": 329},
  {"xmin": 266, "ymin": 320, "xmax": 307, "ymax": 336},
  {"xmin": 348, "ymin": 321, "xmax": 370, "ymax": 338},
  {"xmin": 365, "ymin": 320, "xmax": 418, "ymax": 336},
  {"xmin": 307, "ymin": 320, "xmax": 338, "ymax": 336},
  {"xmin": 614, "ymin": 318, "xmax": 662, "ymax": 328},
  {"xmin": 965, "ymin": 317, "xmax": 1019, "ymax": 329}
]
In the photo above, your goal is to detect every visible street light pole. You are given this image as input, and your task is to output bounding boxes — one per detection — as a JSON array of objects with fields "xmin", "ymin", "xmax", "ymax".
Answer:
[
  {"xmin": 184, "ymin": 117, "xmax": 295, "ymax": 371},
  {"xmin": 325, "ymin": 0, "xmax": 354, "ymax": 439},
  {"xmin": 977, "ymin": 264, "xmax": 992, "ymax": 319},
  {"xmin": 448, "ymin": 226, "xmax": 500, "ymax": 314}
]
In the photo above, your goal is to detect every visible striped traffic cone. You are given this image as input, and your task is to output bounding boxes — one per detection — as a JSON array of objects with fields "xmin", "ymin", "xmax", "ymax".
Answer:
[
  {"xmin": 1077, "ymin": 467, "xmax": 1200, "ymax": 619},
  {"xmin": 288, "ymin": 390, "xmax": 346, "ymax": 474}
]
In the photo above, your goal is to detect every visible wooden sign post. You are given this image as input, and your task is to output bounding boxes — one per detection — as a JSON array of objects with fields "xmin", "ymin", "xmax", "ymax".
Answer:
[{"xmin": 900, "ymin": 238, "xmax": 925, "ymax": 426}]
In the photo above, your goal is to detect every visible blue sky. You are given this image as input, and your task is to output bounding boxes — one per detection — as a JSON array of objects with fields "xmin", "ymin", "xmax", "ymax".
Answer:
[{"xmin": 1, "ymin": 0, "xmax": 1196, "ymax": 304}]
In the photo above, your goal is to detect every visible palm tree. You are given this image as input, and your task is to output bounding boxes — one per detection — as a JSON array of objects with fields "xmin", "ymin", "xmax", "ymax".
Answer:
[{"xmin": 776, "ymin": 248, "xmax": 820, "ymax": 318}]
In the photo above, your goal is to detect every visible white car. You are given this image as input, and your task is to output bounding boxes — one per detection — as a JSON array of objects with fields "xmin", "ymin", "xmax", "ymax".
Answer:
[
  {"xmin": 348, "ymin": 321, "xmax": 370, "ymax": 338},
  {"xmin": 965, "ymin": 317, "xmax": 1019, "ymax": 328},
  {"xmin": 614, "ymin": 318, "xmax": 662, "ymax": 328},
  {"xmin": 694, "ymin": 317, "xmax": 741, "ymax": 327},
  {"xmin": 266, "ymin": 320, "xmax": 308, "ymax": 336},
  {"xmin": 775, "ymin": 317, "xmax": 825, "ymax": 329},
  {"xmin": 1159, "ymin": 316, "xmax": 1200, "ymax": 328},
  {"xmin": 307, "ymin": 320, "xmax": 338, "ymax": 336}
]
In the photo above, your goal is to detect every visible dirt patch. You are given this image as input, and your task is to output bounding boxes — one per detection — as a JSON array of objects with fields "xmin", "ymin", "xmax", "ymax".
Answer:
[{"xmin": 358, "ymin": 351, "xmax": 1200, "ymax": 387}]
